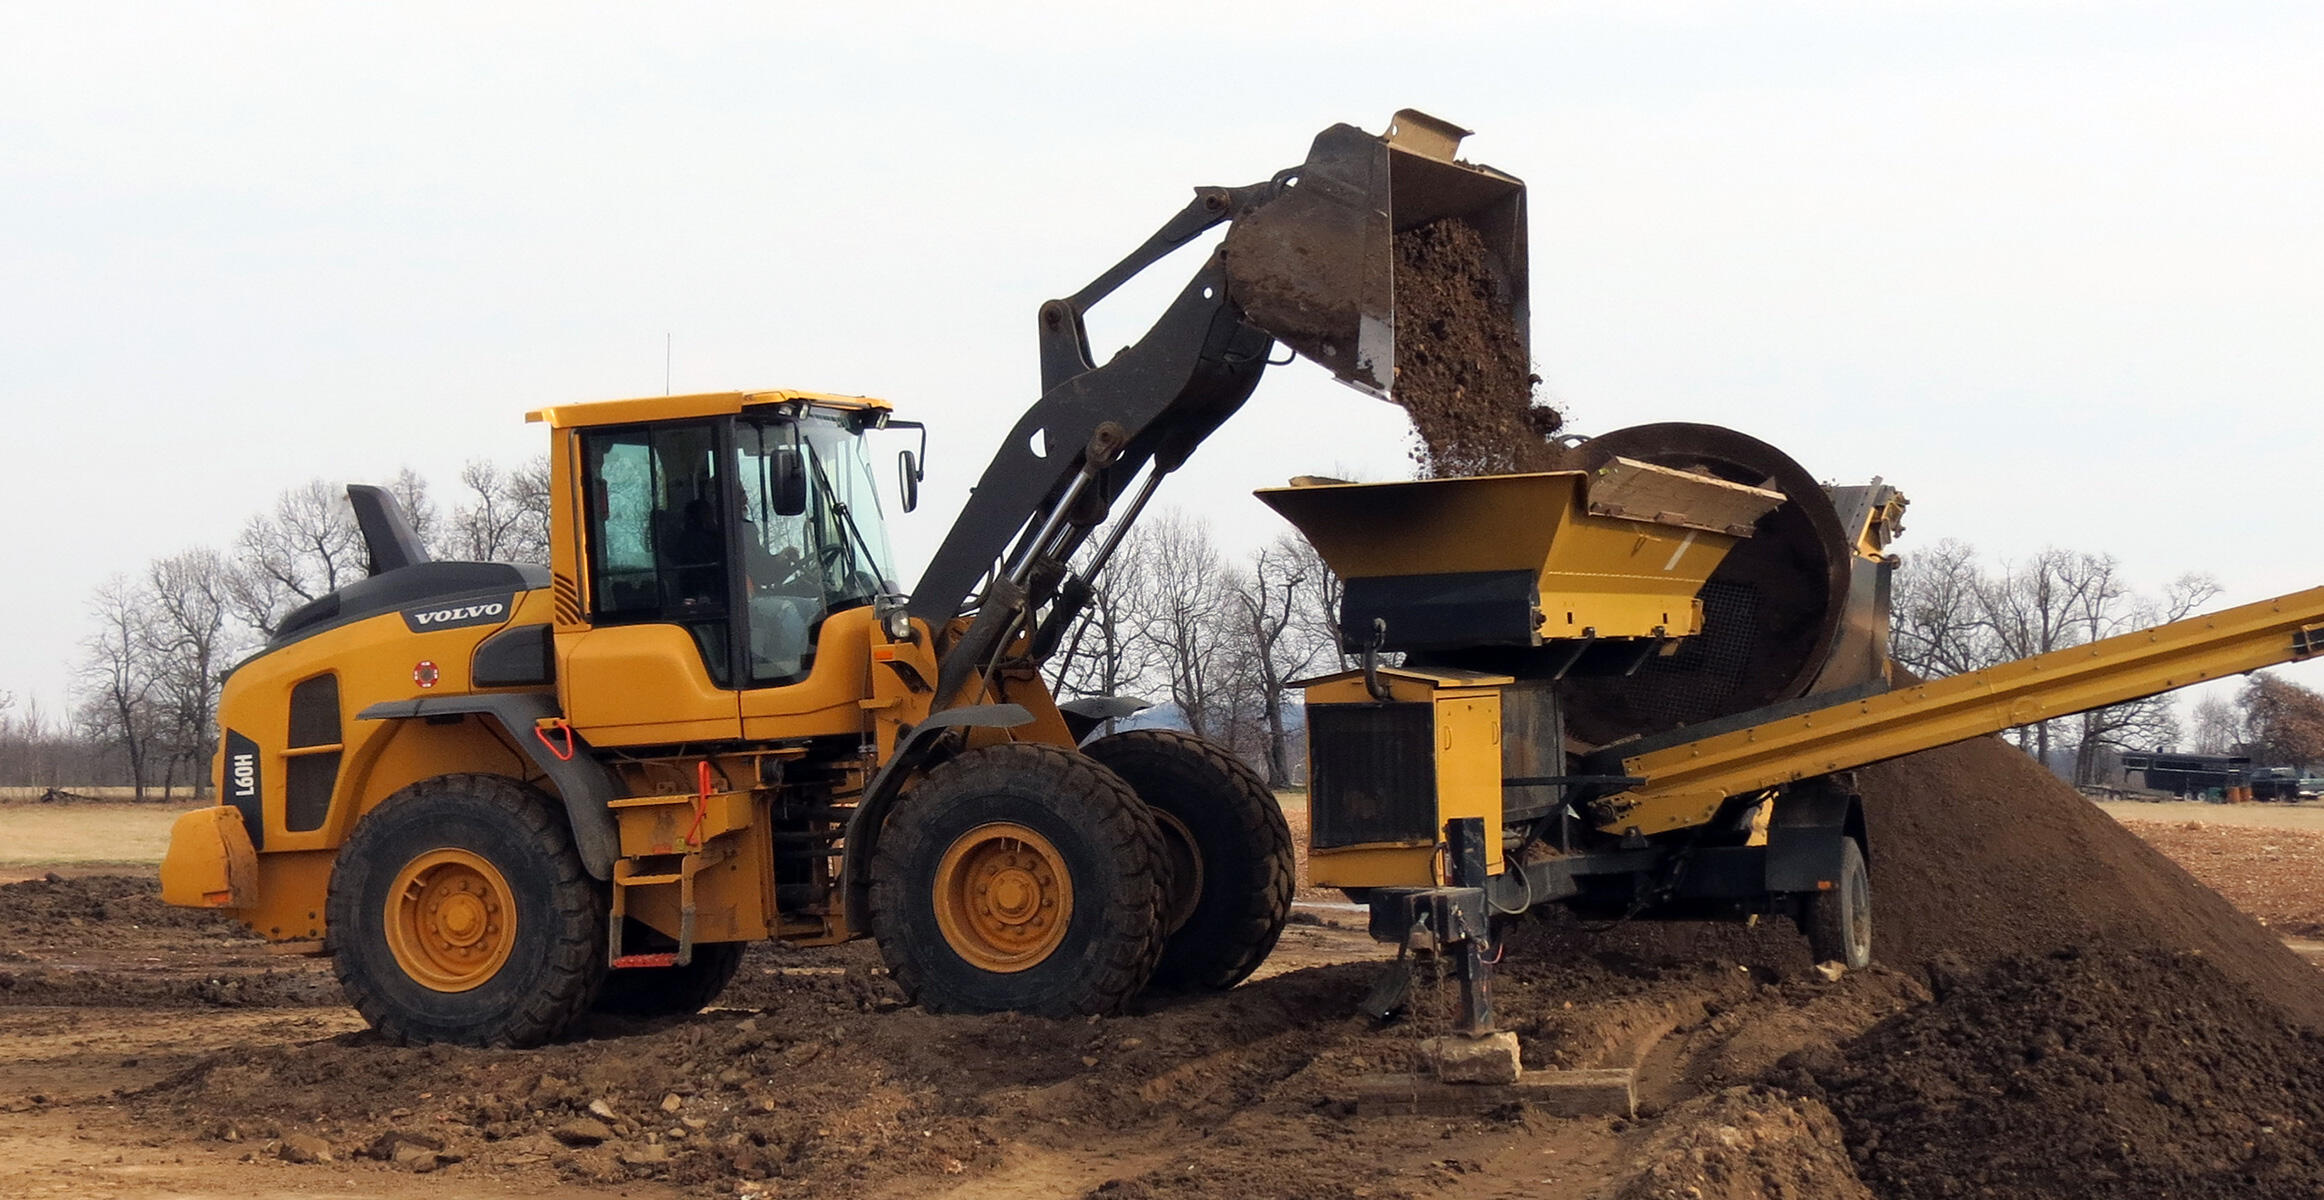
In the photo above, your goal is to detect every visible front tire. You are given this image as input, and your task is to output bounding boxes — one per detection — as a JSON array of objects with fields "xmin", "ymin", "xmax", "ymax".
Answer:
[
  {"xmin": 1083, "ymin": 730, "xmax": 1294, "ymax": 991},
  {"xmin": 326, "ymin": 773, "xmax": 606, "ymax": 1047},
  {"xmin": 871, "ymin": 744, "xmax": 1165, "ymax": 1016}
]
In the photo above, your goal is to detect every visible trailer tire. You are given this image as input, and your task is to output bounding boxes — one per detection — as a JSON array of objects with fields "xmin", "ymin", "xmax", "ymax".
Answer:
[
  {"xmin": 1799, "ymin": 837, "xmax": 1872, "ymax": 970},
  {"xmin": 590, "ymin": 930, "xmax": 748, "ymax": 1018},
  {"xmin": 1083, "ymin": 730, "xmax": 1294, "ymax": 991},
  {"xmin": 327, "ymin": 773, "xmax": 606, "ymax": 1047},
  {"xmin": 871, "ymin": 743, "xmax": 1164, "ymax": 1016}
]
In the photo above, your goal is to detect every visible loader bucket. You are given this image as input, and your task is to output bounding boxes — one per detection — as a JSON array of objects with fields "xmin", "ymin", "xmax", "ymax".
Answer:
[
  {"xmin": 1255, "ymin": 463, "xmax": 1782, "ymax": 652},
  {"xmin": 1221, "ymin": 110, "xmax": 1528, "ymax": 399}
]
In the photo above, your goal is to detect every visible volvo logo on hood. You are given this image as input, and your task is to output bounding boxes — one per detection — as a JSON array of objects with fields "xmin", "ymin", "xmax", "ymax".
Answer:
[{"xmin": 401, "ymin": 595, "xmax": 514, "ymax": 633}]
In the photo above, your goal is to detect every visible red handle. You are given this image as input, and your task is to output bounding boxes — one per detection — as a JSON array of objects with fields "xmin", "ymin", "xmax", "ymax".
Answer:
[
  {"xmin": 534, "ymin": 720, "xmax": 576, "ymax": 762},
  {"xmin": 687, "ymin": 761, "xmax": 713, "ymax": 847}
]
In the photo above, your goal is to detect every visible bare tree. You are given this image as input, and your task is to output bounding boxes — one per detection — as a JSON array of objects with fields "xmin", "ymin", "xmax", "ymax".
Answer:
[
  {"xmin": 1890, "ymin": 541, "xmax": 2228, "ymax": 780},
  {"xmin": 449, "ymin": 455, "xmax": 554, "ymax": 565},
  {"xmin": 1973, "ymin": 548, "xmax": 2111, "ymax": 766},
  {"xmin": 1230, "ymin": 535, "xmax": 1325, "ymax": 787},
  {"xmin": 1280, "ymin": 534, "xmax": 1350, "ymax": 675},
  {"xmin": 2066, "ymin": 571, "xmax": 2220, "ymax": 783},
  {"xmin": 10, "ymin": 695, "xmax": 121, "ymax": 787},
  {"xmin": 2239, "ymin": 672, "xmax": 2324, "ymax": 769},
  {"xmin": 1125, "ymin": 510, "xmax": 1239, "ymax": 739},
  {"xmin": 226, "ymin": 479, "xmax": 366, "ymax": 636},
  {"xmin": 75, "ymin": 576, "xmax": 160, "ymax": 798},
  {"xmin": 387, "ymin": 466, "xmax": 441, "ymax": 557},
  {"xmin": 1052, "ymin": 528, "xmax": 1166, "ymax": 716},
  {"xmin": 0, "ymin": 691, "xmax": 16, "ymax": 784},
  {"xmin": 145, "ymin": 548, "xmax": 238, "ymax": 798},
  {"xmin": 1890, "ymin": 538, "xmax": 1998, "ymax": 679},
  {"xmin": 2188, "ymin": 693, "xmax": 2244, "ymax": 755}
]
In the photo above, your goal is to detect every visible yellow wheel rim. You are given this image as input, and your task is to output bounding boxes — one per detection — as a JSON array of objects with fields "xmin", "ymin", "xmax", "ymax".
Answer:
[
  {"xmin": 932, "ymin": 823, "xmax": 1073, "ymax": 973},
  {"xmin": 384, "ymin": 848, "xmax": 517, "ymax": 993}
]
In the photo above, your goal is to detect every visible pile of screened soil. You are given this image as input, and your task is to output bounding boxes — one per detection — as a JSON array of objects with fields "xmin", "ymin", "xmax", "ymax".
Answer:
[
  {"xmin": 1390, "ymin": 217, "xmax": 1561, "ymax": 476},
  {"xmin": 1857, "ymin": 736, "xmax": 2324, "ymax": 1028},
  {"xmin": 1525, "ymin": 736, "xmax": 2324, "ymax": 1031},
  {"xmin": 1781, "ymin": 945, "xmax": 2324, "ymax": 1200}
]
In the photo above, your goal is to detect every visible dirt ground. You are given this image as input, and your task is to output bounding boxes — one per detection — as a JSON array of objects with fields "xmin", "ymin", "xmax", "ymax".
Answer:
[
  {"xmin": 2, "ymin": 788, "xmax": 2320, "ymax": 1199},
  {"xmin": 2100, "ymin": 801, "xmax": 2324, "ymax": 939}
]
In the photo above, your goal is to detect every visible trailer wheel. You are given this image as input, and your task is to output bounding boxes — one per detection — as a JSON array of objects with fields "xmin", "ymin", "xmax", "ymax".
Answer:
[
  {"xmin": 1800, "ymin": 837, "xmax": 1872, "ymax": 970},
  {"xmin": 871, "ymin": 744, "xmax": 1164, "ymax": 1016},
  {"xmin": 327, "ymin": 774, "xmax": 606, "ymax": 1047},
  {"xmin": 590, "ymin": 928, "xmax": 748, "ymax": 1018},
  {"xmin": 1083, "ymin": 730, "xmax": 1294, "ymax": 991}
]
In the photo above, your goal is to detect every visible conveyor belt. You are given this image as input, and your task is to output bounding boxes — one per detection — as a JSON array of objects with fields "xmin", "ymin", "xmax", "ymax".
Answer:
[{"xmin": 1595, "ymin": 587, "xmax": 2324, "ymax": 835}]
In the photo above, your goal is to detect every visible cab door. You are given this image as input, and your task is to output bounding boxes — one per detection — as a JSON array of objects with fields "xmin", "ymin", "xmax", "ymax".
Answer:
[
  {"xmin": 733, "ymin": 414, "xmax": 889, "ymax": 741},
  {"xmin": 557, "ymin": 418, "xmax": 745, "ymax": 747}
]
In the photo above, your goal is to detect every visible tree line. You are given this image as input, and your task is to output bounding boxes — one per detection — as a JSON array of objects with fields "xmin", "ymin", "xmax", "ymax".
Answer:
[
  {"xmin": 1889, "ymin": 538, "xmax": 2324, "ymax": 781},
  {"xmin": 1050, "ymin": 510, "xmax": 1350, "ymax": 788},
  {"xmin": 23, "ymin": 477, "xmax": 2323, "ymax": 799},
  {"xmin": 8, "ymin": 474, "xmax": 1341, "ymax": 797},
  {"xmin": 0, "ymin": 459, "xmax": 550, "ymax": 797}
]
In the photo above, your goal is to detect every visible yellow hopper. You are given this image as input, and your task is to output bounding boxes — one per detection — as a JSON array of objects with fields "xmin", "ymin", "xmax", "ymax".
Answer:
[{"xmin": 1256, "ymin": 460, "xmax": 1783, "ymax": 649}]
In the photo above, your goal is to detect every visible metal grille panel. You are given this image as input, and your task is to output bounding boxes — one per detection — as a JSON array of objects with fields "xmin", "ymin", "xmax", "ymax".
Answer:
[
  {"xmin": 1309, "ymin": 703, "xmax": 1437, "ymax": 849},
  {"xmin": 285, "ymin": 674, "xmax": 342, "ymax": 833}
]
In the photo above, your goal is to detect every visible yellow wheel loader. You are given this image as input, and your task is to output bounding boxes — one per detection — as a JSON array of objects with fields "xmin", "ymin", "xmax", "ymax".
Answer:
[{"xmin": 160, "ymin": 111, "xmax": 1521, "ymax": 1046}]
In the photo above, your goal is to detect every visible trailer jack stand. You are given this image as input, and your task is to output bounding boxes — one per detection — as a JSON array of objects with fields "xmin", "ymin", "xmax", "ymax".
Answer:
[
  {"xmin": 1350, "ymin": 819, "xmax": 1638, "ymax": 1114},
  {"xmin": 1356, "ymin": 817, "xmax": 1519, "ymax": 1083}
]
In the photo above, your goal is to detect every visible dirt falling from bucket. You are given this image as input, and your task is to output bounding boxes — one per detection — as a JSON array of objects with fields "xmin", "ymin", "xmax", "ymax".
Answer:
[{"xmin": 1391, "ymin": 218, "xmax": 1562, "ymax": 476}]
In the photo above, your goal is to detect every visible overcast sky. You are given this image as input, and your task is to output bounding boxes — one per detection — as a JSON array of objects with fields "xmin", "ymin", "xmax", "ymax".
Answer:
[{"xmin": 4, "ymin": 1, "xmax": 2320, "ymax": 716}]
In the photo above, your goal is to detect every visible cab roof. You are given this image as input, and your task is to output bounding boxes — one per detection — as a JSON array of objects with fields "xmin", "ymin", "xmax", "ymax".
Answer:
[{"xmin": 525, "ymin": 389, "xmax": 894, "ymax": 430}]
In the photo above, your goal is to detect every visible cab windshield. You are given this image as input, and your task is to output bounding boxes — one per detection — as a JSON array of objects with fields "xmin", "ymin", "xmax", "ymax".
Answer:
[{"xmin": 736, "ymin": 411, "xmax": 898, "ymax": 682}]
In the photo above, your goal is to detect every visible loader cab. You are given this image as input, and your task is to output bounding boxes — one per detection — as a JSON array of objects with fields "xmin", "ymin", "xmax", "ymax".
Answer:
[{"xmin": 538, "ymin": 391, "xmax": 909, "ymax": 746}]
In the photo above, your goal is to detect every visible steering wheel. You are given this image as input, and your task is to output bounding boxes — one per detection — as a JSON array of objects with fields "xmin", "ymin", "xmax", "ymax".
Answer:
[{"xmin": 818, "ymin": 541, "xmax": 851, "ymax": 584}]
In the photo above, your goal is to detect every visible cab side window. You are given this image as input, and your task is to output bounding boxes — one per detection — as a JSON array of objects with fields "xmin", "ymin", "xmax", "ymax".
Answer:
[{"xmin": 580, "ymin": 421, "xmax": 733, "ymax": 684}]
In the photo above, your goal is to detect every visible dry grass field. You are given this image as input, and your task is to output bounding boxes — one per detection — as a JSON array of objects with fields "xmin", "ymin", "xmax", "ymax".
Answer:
[
  {"xmin": 0, "ymin": 785, "xmax": 196, "ymax": 803},
  {"xmin": 2096, "ymin": 797, "xmax": 2324, "ymax": 831},
  {"xmin": 0, "ymin": 801, "xmax": 179, "ymax": 876}
]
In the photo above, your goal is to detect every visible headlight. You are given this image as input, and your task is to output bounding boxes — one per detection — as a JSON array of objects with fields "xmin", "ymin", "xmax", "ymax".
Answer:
[{"xmin": 880, "ymin": 603, "xmax": 915, "ymax": 643}]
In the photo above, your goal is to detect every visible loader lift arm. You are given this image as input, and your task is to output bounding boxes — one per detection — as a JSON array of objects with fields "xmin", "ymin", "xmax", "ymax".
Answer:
[
  {"xmin": 907, "ymin": 112, "xmax": 1527, "ymax": 713},
  {"xmin": 909, "ymin": 181, "xmax": 1277, "ymax": 709},
  {"xmin": 1588, "ymin": 586, "xmax": 2324, "ymax": 836}
]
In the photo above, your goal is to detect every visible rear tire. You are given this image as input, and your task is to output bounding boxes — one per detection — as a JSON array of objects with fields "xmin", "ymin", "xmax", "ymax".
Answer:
[
  {"xmin": 1083, "ymin": 730, "xmax": 1294, "ymax": 991},
  {"xmin": 326, "ymin": 773, "xmax": 606, "ymax": 1047},
  {"xmin": 1800, "ymin": 837, "xmax": 1872, "ymax": 970},
  {"xmin": 871, "ymin": 743, "xmax": 1164, "ymax": 1016},
  {"xmin": 590, "ymin": 929, "xmax": 748, "ymax": 1017}
]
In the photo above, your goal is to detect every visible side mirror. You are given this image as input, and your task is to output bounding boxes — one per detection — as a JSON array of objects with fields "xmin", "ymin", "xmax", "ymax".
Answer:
[
  {"xmin": 770, "ymin": 431, "xmax": 808, "ymax": 517},
  {"xmin": 898, "ymin": 450, "xmax": 921, "ymax": 513}
]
